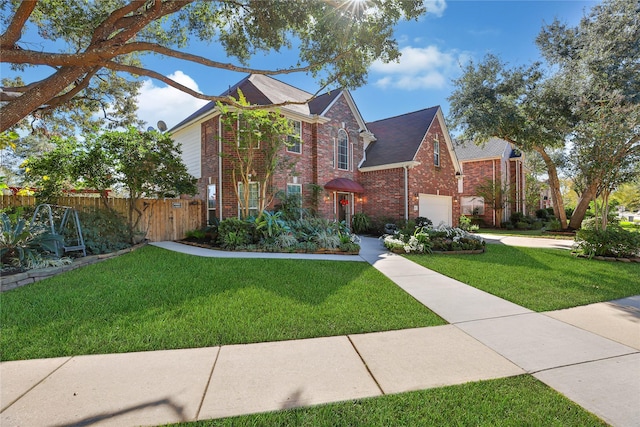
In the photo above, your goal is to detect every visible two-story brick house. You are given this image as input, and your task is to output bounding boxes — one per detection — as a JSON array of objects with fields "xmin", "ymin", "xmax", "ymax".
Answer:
[
  {"xmin": 171, "ymin": 74, "xmax": 462, "ymax": 228},
  {"xmin": 454, "ymin": 137, "xmax": 527, "ymax": 226}
]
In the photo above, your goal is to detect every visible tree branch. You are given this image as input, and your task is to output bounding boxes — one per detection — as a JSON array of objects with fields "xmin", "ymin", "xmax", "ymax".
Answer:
[
  {"xmin": 42, "ymin": 67, "xmax": 101, "ymax": 110},
  {"xmin": 105, "ymin": 61, "xmax": 326, "ymax": 110},
  {"xmin": 0, "ymin": 1, "xmax": 37, "ymax": 49}
]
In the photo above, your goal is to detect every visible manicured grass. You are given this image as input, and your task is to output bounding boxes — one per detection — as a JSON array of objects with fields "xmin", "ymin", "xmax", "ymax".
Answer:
[
  {"xmin": 0, "ymin": 246, "xmax": 444, "ymax": 361},
  {"xmin": 406, "ymin": 244, "xmax": 640, "ymax": 311},
  {"xmin": 166, "ymin": 376, "xmax": 605, "ymax": 426},
  {"xmin": 477, "ymin": 228, "xmax": 574, "ymax": 239}
]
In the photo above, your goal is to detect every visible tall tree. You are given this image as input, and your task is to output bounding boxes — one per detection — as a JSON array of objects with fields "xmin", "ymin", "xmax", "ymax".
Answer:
[
  {"xmin": 537, "ymin": 0, "xmax": 640, "ymax": 229},
  {"xmin": 0, "ymin": 0, "xmax": 426, "ymax": 133},
  {"xmin": 217, "ymin": 92, "xmax": 296, "ymax": 218},
  {"xmin": 24, "ymin": 128, "xmax": 197, "ymax": 242},
  {"xmin": 448, "ymin": 55, "xmax": 573, "ymax": 228}
]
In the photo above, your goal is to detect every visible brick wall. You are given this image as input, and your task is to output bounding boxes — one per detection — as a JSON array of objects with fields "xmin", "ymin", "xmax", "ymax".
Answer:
[
  {"xmin": 360, "ymin": 116, "xmax": 460, "ymax": 227},
  {"xmin": 460, "ymin": 158, "xmax": 502, "ymax": 226}
]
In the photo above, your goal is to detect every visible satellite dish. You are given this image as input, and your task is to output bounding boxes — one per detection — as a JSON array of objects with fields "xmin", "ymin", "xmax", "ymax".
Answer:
[
  {"xmin": 147, "ymin": 126, "xmax": 155, "ymax": 132},
  {"xmin": 157, "ymin": 120, "xmax": 168, "ymax": 132}
]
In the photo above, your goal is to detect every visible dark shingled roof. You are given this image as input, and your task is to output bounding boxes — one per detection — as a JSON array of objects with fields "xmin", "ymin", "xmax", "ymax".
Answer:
[
  {"xmin": 361, "ymin": 106, "xmax": 439, "ymax": 168},
  {"xmin": 170, "ymin": 74, "xmax": 326, "ymax": 131}
]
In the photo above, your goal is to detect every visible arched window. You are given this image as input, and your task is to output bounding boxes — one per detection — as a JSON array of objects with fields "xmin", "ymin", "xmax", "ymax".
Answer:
[{"xmin": 337, "ymin": 129, "xmax": 349, "ymax": 170}]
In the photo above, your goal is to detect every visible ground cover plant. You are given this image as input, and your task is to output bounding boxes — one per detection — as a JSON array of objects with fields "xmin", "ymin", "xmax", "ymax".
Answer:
[
  {"xmin": 0, "ymin": 246, "xmax": 444, "ymax": 361},
  {"xmin": 406, "ymin": 244, "xmax": 640, "ymax": 311},
  {"xmin": 381, "ymin": 225, "xmax": 485, "ymax": 254},
  {"xmin": 166, "ymin": 375, "xmax": 605, "ymax": 426}
]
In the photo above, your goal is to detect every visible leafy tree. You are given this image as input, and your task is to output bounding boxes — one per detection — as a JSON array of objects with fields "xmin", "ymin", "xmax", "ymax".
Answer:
[
  {"xmin": 474, "ymin": 177, "xmax": 510, "ymax": 228},
  {"xmin": 25, "ymin": 128, "xmax": 197, "ymax": 242},
  {"xmin": 611, "ymin": 182, "xmax": 640, "ymax": 213},
  {"xmin": 449, "ymin": 0, "xmax": 639, "ymax": 230},
  {"xmin": 448, "ymin": 55, "xmax": 573, "ymax": 228},
  {"xmin": 0, "ymin": 0, "xmax": 426, "ymax": 133},
  {"xmin": 536, "ymin": 0, "xmax": 640, "ymax": 229},
  {"xmin": 217, "ymin": 91, "xmax": 296, "ymax": 218}
]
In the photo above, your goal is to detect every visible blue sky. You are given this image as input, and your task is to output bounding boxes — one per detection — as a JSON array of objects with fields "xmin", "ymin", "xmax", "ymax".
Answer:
[
  {"xmin": 136, "ymin": 0, "xmax": 597, "ymax": 130},
  {"xmin": 3, "ymin": 1, "xmax": 598, "ymax": 130}
]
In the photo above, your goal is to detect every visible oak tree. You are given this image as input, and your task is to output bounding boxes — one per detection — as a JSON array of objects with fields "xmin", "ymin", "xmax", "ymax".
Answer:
[{"xmin": 0, "ymin": 0, "xmax": 426, "ymax": 133}]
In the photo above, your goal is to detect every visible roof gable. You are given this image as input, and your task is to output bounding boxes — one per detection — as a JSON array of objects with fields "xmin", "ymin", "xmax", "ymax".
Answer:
[
  {"xmin": 454, "ymin": 137, "xmax": 511, "ymax": 161},
  {"xmin": 361, "ymin": 106, "xmax": 439, "ymax": 168}
]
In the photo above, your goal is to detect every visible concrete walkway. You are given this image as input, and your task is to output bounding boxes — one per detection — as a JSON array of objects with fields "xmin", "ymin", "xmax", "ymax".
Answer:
[{"xmin": 2, "ymin": 238, "xmax": 639, "ymax": 427}]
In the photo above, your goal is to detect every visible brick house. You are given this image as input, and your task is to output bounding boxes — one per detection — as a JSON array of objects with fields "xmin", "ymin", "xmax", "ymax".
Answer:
[
  {"xmin": 170, "ymin": 74, "xmax": 462, "ymax": 228},
  {"xmin": 454, "ymin": 137, "xmax": 527, "ymax": 226},
  {"xmin": 360, "ymin": 107, "xmax": 462, "ymax": 226}
]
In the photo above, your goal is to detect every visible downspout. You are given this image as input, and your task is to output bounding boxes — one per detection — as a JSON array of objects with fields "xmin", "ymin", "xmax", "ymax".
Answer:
[
  {"xmin": 218, "ymin": 116, "xmax": 223, "ymax": 221},
  {"xmin": 493, "ymin": 160, "xmax": 496, "ymax": 226},
  {"xmin": 404, "ymin": 165, "xmax": 409, "ymax": 222}
]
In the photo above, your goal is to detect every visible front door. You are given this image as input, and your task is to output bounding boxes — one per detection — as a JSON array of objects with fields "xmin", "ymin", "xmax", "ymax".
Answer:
[{"xmin": 337, "ymin": 192, "xmax": 350, "ymax": 225}]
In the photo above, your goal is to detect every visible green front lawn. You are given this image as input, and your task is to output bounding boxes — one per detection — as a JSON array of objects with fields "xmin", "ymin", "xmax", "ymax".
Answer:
[
  {"xmin": 407, "ymin": 244, "xmax": 640, "ymax": 311},
  {"xmin": 477, "ymin": 228, "xmax": 574, "ymax": 239},
  {"xmin": 0, "ymin": 246, "xmax": 444, "ymax": 361},
  {"xmin": 166, "ymin": 376, "xmax": 605, "ymax": 426}
]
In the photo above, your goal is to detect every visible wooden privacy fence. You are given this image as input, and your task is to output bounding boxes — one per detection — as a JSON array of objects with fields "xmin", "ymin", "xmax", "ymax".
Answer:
[{"xmin": 0, "ymin": 195, "xmax": 204, "ymax": 242}]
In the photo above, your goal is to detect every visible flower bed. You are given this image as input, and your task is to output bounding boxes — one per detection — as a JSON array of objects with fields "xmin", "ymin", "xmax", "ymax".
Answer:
[{"xmin": 381, "ymin": 225, "xmax": 485, "ymax": 254}]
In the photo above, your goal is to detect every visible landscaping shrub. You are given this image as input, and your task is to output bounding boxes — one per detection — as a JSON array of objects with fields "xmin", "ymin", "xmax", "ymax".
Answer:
[
  {"xmin": 415, "ymin": 216, "xmax": 433, "ymax": 228},
  {"xmin": 535, "ymin": 208, "xmax": 549, "ymax": 219},
  {"xmin": 574, "ymin": 226, "xmax": 640, "ymax": 258},
  {"xmin": 77, "ymin": 207, "xmax": 131, "ymax": 255},
  {"xmin": 0, "ymin": 211, "xmax": 63, "ymax": 269},
  {"xmin": 351, "ymin": 212, "xmax": 371, "ymax": 234},
  {"xmin": 381, "ymin": 225, "xmax": 484, "ymax": 254},
  {"xmin": 459, "ymin": 215, "xmax": 479, "ymax": 232},
  {"xmin": 217, "ymin": 218, "xmax": 256, "ymax": 249},
  {"xmin": 545, "ymin": 218, "xmax": 562, "ymax": 231}
]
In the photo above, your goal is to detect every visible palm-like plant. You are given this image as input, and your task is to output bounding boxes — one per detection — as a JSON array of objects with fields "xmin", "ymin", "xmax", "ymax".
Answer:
[{"xmin": 0, "ymin": 213, "xmax": 63, "ymax": 268}]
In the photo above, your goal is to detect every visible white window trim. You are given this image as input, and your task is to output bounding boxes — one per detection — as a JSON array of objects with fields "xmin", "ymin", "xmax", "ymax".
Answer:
[
  {"xmin": 238, "ymin": 181, "xmax": 260, "ymax": 217},
  {"xmin": 286, "ymin": 120, "xmax": 302, "ymax": 154},
  {"xmin": 237, "ymin": 116, "xmax": 260, "ymax": 149},
  {"xmin": 286, "ymin": 183, "xmax": 302, "ymax": 196},
  {"xmin": 461, "ymin": 196, "xmax": 485, "ymax": 215},
  {"xmin": 434, "ymin": 136, "xmax": 441, "ymax": 167},
  {"xmin": 337, "ymin": 129, "xmax": 349, "ymax": 171}
]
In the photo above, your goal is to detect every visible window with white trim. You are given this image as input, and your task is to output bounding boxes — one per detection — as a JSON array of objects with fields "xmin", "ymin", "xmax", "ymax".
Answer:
[
  {"xmin": 461, "ymin": 196, "xmax": 485, "ymax": 215},
  {"xmin": 434, "ymin": 136, "xmax": 440, "ymax": 167},
  {"xmin": 286, "ymin": 183, "xmax": 302, "ymax": 198},
  {"xmin": 337, "ymin": 129, "xmax": 349, "ymax": 170},
  {"xmin": 207, "ymin": 184, "xmax": 217, "ymax": 225},
  {"xmin": 286, "ymin": 120, "xmax": 302, "ymax": 154},
  {"xmin": 238, "ymin": 182, "xmax": 259, "ymax": 218},
  {"xmin": 237, "ymin": 115, "xmax": 260, "ymax": 149}
]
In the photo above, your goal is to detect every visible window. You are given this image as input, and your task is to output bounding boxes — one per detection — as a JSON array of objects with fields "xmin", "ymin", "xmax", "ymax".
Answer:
[
  {"xmin": 434, "ymin": 136, "xmax": 440, "ymax": 167},
  {"xmin": 237, "ymin": 115, "xmax": 260, "ymax": 149},
  {"xmin": 207, "ymin": 184, "xmax": 217, "ymax": 225},
  {"xmin": 286, "ymin": 120, "xmax": 302, "ymax": 154},
  {"xmin": 337, "ymin": 129, "xmax": 349, "ymax": 170},
  {"xmin": 286, "ymin": 183, "xmax": 302, "ymax": 198},
  {"xmin": 238, "ymin": 182, "xmax": 259, "ymax": 218},
  {"xmin": 461, "ymin": 196, "xmax": 485, "ymax": 215}
]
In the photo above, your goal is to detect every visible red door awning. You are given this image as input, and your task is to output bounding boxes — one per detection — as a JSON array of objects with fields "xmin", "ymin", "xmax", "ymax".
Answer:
[{"xmin": 324, "ymin": 178, "xmax": 365, "ymax": 193}]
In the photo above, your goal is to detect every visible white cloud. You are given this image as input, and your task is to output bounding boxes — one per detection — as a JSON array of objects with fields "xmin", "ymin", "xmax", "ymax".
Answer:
[
  {"xmin": 424, "ymin": 0, "xmax": 447, "ymax": 17},
  {"xmin": 371, "ymin": 45, "xmax": 469, "ymax": 91},
  {"xmin": 136, "ymin": 71, "xmax": 209, "ymax": 129}
]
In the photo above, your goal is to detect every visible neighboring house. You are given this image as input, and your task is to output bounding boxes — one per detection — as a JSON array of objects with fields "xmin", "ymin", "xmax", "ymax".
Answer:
[
  {"xmin": 170, "ymin": 74, "xmax": 461, "ymax": 228},
  {"xmin": 454, "ymin": 137, "xmax": 527, "ymax": 226},
  {"xmin": 360, "ymin": 107, "xmax": 462, "ymax": 226}
]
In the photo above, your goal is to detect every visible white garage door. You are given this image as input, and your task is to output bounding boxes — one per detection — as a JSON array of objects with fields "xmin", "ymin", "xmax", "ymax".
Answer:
[{"xmin": 419, "ymin": 194, "xmax": 452, "ymax": 227}]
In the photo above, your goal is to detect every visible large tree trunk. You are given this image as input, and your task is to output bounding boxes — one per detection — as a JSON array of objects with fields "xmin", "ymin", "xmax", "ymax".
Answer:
[
  {"xmin": 533, "ymin": 146, "xmax": 568, "ymax": 229},
  {"xmin": 0, "ymin": 66, "xmax": 89, "ymax": 132},
  {"xmin": 568, "ymin": 182, "xmax": 598, "ymax": 230}
]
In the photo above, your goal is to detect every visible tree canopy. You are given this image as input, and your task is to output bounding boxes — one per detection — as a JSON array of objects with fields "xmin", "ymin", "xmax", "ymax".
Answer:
[
  {"xmin": 0, "ymin": 0, "xmax": 426, "ymax": 133},
  {"xmin": 449, "ymin": 0, "xmax": 639, "ymax": 230}
]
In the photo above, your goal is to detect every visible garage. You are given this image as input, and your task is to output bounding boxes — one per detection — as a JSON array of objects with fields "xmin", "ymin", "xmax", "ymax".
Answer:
[{"xmin": 418, "ymin": 194, "xmax": 452, "ymax": 226}]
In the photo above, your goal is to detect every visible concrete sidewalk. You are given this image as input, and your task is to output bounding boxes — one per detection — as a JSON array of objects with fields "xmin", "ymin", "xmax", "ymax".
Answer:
[{"xmin": 1, "ymin": 237, "xmax": 638, "ymax": 427}]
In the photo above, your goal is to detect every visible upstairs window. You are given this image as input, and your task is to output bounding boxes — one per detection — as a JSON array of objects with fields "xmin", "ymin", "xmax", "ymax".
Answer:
[
  {"xmin": 286, "ymin": 120, "xmax": 302, "ymax": 154},
  {"xmin": 434, "ymin": 136, "xmax": 441, "ymax": 167},
  {"xmin": 337, "ymin": 129, "xmax": 349, "ymax": 170}
]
